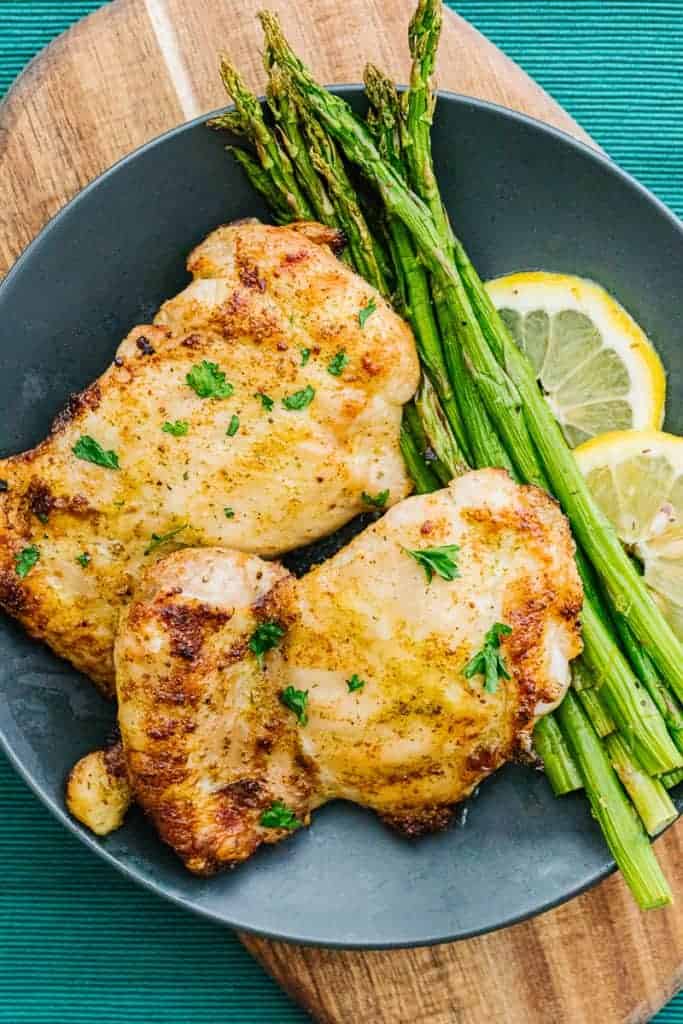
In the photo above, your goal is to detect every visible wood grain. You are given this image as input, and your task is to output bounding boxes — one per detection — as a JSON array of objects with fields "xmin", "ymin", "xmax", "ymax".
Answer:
[{"xmin": 0, "ymin": 1, "xmax": 679, "ymax": 1022}]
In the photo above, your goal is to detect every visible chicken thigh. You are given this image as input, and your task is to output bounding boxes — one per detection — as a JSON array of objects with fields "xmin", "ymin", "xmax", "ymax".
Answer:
[
  {"xmin": 0, "ymin": 221, "xmax": 418, "ymax": 693},
  {"xmin": 113, "ymin": 470, "xmax": 583, "ymax": 873}
]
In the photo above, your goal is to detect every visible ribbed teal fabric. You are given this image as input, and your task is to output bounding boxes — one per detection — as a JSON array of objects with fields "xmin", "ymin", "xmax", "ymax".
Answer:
[{"xmin": 0, "ymin": 3, "xmax": 682, "ymax": 1022}]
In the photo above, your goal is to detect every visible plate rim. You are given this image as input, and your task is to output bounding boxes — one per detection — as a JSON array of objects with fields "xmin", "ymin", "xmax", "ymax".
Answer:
[{"xmin": 0, "ymin": 85, "xmax": 680, "ymax": 949}]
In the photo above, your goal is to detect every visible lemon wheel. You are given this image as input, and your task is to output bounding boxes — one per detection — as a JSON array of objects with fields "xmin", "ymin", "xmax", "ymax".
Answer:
[
  {"xmin": 486, "ymin": 271, "xmax": 665, "ymax": 447},
  {"xmin": 575, "ymin": 430, "xmax": 683, "ymax": 641}
]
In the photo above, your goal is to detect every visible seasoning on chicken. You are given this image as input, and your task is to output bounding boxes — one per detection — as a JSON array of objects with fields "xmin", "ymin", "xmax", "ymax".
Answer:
[
  {"xmin": 107, "ymin": 470, "xmax": 582, "ymax": 873},
  {"xmin": 0, "ymin": 221, "xmax": 418, "ymax": 694}
]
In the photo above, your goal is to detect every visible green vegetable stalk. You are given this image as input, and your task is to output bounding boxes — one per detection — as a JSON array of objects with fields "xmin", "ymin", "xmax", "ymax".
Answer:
[
  {"xmin": 605, "ymin": 733, "xmax": 677, "ymax": 837},
  {"xmin": 533, "ymin": 715, "xmax": 583, "ymax": 796},
  {"xmin": 557, "ymin": 692, "xmax": 671, "ymax": 909}
]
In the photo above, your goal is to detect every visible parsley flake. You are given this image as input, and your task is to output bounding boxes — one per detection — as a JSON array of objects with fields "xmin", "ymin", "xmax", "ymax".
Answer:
[
  {"xmin": 347, "ymin": 674, "xmax": 366, "ymax": 693},
  {"xmin": 259, "ymin": 801, "xmax": 302, "ymax": 831},
  {"xmin": 72, "ymin": 435, "xmax": 120, "ymax": 470},
  {"xmin": 76, "ymin": 552, "xmax": 91, "ymax": 568},
  {"xmin": 282, "ymin": 385, "xmax": 315, "ymax": 411},
  {"xmin": 358, "ymin": 299, "xmax": 377, "ymax": 328},
  {"xmin": 35, "ymin": 511, "xmax": 49, "ymax": 525},
  {"xmin": 224, "ymin": 507, "xmax": 235, "ymax": 519},
  {"xmin": 162, "ymin": 420, "xmax": 189, "ymax": 437},
  {"xmin": 249, "ymin": 620, "xmax": 285, "ymax": 667},
  {"xmin": 186, "ymin": 360, "xmax": 234, "ymax": 399},
  {"xmin": 144, "ymin": 523, "xmax": 188, "ymax": 556},
  {"xmin": 463, "ymin": 623, "xmax": 512, "ymax": 694},
  {"xmin": 300, "ymin": 347, "xmax": 311, "ymax": 366},
  {"xmin": 327, "ymin": 350, "xmax": 349, "ymax": 376},
  {"xmin": 15, "ymin": 546, "xmax": 40, "ymax": 579},
  {"xmin": 279, "ymin": 686, "xmax": 309, "ymax": 725},
  {"xmin": 362, "ymin": 489, "xmax": 389, "ymax": 509},
  {"xmin": 405, "ymin": 543, "xmax": 461, "ymax": 583},
  {"xmin": 255, "ymin": 392, "xmax": 274, "ymax": 412},
  {"xmin": 226, "ymin": 414, "xmax": 240, "ymax": 437}
]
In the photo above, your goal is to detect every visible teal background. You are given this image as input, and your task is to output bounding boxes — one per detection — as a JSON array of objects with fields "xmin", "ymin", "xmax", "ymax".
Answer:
[{"xmin": 0, "ymin": 1, "xmax": 682, "ymax": 1021}]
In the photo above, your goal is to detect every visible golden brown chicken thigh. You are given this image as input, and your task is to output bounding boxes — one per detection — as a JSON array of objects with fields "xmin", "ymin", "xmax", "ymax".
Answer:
[
  {"xmin": 0, "ymin": 221, "xmax": 418, "ymax": 693},
  {"xmin": 112, "ymin": 470, "xmax": 582, "ymax": 874}
]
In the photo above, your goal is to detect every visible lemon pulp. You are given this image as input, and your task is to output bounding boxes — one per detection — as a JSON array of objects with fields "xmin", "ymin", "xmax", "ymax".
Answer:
[
  {"xmin": 486, "ymin": 271, "xmax": 665, "ymax": 447},
  {"xmin": 575, "ymin": 430, "xmax": 683, "ymax": 641}
]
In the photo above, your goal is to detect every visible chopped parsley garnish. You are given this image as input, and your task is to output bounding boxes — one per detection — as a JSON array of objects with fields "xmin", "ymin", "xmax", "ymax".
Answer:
[
  {"xmin": 282, "ymin": 385, "xmax": 315, "ymax": 411},
  {"xmin": 15, "ymin": 546, "xmax": 40, "ymax": 578},
  {"xmin": 300, "ymin": 347, "xmax": 311, "ymax": 366},
  {"xmin": 162, "ymin": 420, "xmax": 189, "ymax": 437},
  {"xmin": 405, "ymin": 543, "xmax": 461, "ymax": 583},
  {"xmin": 463, "ymin": 623, "xmax": 512, "ymax": 694},
  {"xmin": 362, "ymin": 489, "xmax": 389, "ymax": 509},
  {"xmin": 226, "ymin": 414, "xmax": 240, "ymax": 437},
  {"xmin": 255, "ymin": 392, "xmax": 274, "ymax": 412},
  {"xmin": 224, "ymin": 507, "xmax": 235, "ymax": 519},
  {"xmin": 186, "ymin": 360, "xmax": 234, "ymax": 399},
  {"xmin": 249, "ymin": 620, "xmax": 285, "ymax": 667},
  {"xmin": 279, "ymin": 686, "xmax": 309, "ymax": 725},
  {"xmin": 327, "ymin": 349, "xmax": 349, "ymax": 376},
  {"xmin": 358, "ymin": 299, "xmax": 377, "ymax": 328},
  {"xmin": 144, "ymin": 523, "xmax": 188, "ymax": 556},
  {"xmin": 72, "ymin": 435, "xmax": 120, "ymax": 470},
  {"xmin": 76, "ymin": 552, "xmax": 91, "ymax": 568},
  {"xmin": 35, "ymin": 511, "xmax": 49, "ymax": 525},
  {"xmin": 347, "ymin": 674, "xmax": 366, "ymax": 693},
  {"xmin": 259, "ymin": 801, "xmax": 302, "ymax": 831}
]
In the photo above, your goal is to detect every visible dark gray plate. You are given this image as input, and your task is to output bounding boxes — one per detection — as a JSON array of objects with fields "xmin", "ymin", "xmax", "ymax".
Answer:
[{"xmin": 0, "ymin": 89, "xmax": 681, "ymax": 949}]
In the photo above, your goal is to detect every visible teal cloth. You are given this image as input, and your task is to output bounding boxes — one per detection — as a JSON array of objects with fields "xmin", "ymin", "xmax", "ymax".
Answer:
[{"xmin": 0, "ymin": 2, "xmax": 682, "ymax": 1021}]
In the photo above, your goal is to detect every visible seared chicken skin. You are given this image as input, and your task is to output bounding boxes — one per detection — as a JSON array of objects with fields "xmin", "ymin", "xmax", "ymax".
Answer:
[
  {"xmin": 109, "ymin": 471, "xmax": 582, "ymax": 874},
  {"xmin": 0, "ymin": 221, "xmax": 418, "ymax": 694}
]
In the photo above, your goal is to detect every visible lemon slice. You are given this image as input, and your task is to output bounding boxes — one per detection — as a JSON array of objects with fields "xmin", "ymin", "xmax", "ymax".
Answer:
[
  {"xmin": 486, "ymin": 271, "xmax": 665, "ymax": 447},
  {"xmin": 575, "ymin": 430, "xmax": 683, "ymax": 640}
]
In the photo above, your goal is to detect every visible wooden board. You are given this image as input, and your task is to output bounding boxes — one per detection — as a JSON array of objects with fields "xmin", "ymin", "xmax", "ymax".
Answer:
[{"xmin": 0, "ymin": 2, "xmax": 680, "ymax": 1022}]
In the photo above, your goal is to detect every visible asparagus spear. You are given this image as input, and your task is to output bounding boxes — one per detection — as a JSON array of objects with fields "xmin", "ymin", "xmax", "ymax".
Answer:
[
  {"xmin": 308, "ymin": 148, "xmax": 389, "ymax": 295},
  {"xmin": 364, "ymin": 65, "xmax": 472, "ymax": 460},
  {"xmin": 579, "ymin": 598, "xmax": 680, "ymax": 774},
  {"xmin": 533, "ymin": 715, "xmax": 584, "ymax": 796},
  {"xmin": 557, "ymin": 691, "xmax": 672, "ymax": 908},
  {"xmin": 400, "ymin": 417, "xmax": 441, "ymax": 493},
  {"xmin": 403, "ymin": 401, "xmax": 451, "ymax": 486},
  {"xmin": 403, "ymin": 0, "xmax": 451, "ymax": 249},
  {"xmin": 206, "ymin": 109, "xmax": 245, "ymax": 133},
  {"xmin": 297, "ymin": 101, "xmax": 391, "ymax": 296},
  {"xmin": 394, "ymin": 12, "xmax": 515, "ymax": 475},
  {"xmin": 226, "ymin": 147, "xmax": 293, "ymax": 224},
  {"xmin": 577, "ymin": 685, "xmax": 616, "ymax": 738},
  {"xmin": 218, "ymin": 57, "xmax": 313, "ymax": 220},
  {"xmin": 208, "ymin": 108, "xmax": 294, "ymax": 223},
  {"xmin": 414, "ymin": 375, "xmax": 468, "ymax": 479},
  {"xmin": 266, "ymin": 68, "xmax": 339, "ymax": 229},
  {"xmin": 613, "ymin": 612, "xmax": 683, "ymax": 753},
  {"xmin": 605, "ymin": 733, "xmax": 677, "ymax": 837}
]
